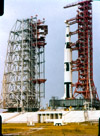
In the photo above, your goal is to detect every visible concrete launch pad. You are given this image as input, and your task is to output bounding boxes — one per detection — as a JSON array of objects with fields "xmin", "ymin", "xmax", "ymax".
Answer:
[{"xmin": 1, "ymin": 110, "xmax": 100, "ymax": 124}]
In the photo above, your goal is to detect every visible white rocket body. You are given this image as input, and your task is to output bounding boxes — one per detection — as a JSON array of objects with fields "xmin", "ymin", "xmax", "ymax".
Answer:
[{"xmin": 63, "ymin": 22, "xmax": 72, "ymax": 99}]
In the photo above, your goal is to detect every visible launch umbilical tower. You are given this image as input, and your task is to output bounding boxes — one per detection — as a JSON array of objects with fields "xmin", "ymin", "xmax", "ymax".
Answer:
[
  {"xmin": 2, "ymin": 16, "xmax": 48, "ymax": 111},
  {"xmin": 50, "ymin": 0, "xmax": 100, "ymax": 109},
  {"xmin": 64, "ymin": 0, "xmax": 99, "ymax": 101}
]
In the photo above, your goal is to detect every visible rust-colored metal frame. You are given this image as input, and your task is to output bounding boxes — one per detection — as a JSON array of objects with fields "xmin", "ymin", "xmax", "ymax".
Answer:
[{"xmin": 64, "ymin": 0, "xmax": 99, "ymax": 101}]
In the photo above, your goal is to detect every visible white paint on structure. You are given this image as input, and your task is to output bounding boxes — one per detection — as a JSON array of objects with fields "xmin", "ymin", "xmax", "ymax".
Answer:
[
  {"xmin": 0, "ymin": 110, "xmax": 100, "ymax": 124},
  {"xmin": 63, "ymin": 21, "xmax": 72, "ymax": 99}
]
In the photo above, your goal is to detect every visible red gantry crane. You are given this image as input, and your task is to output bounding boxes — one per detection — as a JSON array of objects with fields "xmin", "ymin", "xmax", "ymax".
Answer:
[
  {"xmin": 64, "ymin": 0, "xmax": 99, "ymax": 101},
  {"xmin": 49, "ymin": 0, "xmax": 100, "ymax": 110}
]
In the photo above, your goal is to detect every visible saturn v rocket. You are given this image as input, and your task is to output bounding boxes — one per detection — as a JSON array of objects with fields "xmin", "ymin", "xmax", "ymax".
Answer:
[{"xmin": 63, "ymin": 21, "xmax": 72, "ymax": 99}]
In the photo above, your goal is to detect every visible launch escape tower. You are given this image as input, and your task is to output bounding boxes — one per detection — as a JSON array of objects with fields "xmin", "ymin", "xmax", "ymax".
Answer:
[
  {"xmin": 50, "ymin": 0, "xmax": 100, "ymax": 109},
  {"xmin": 1, "ymin": 16, "xmax": 48, "ymax": 111}
]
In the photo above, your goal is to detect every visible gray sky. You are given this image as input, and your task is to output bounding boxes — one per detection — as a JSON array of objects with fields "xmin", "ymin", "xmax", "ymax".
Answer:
[{"xmin": 0, "ymin": 0, "xmax": 100, "ymax": 108}]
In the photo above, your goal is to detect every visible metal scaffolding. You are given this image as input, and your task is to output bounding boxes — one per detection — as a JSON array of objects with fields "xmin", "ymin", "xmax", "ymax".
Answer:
[
  {"xmin": 64, "ymin": 0, "xmax": 99, "ymax": 101},
  {"xmin": 1, "ymin": 16, "xmax": 48, "ymax": 111},
  {"xmin": 49, "ymin": 0, "xmax": 100, "ymax": 110}
]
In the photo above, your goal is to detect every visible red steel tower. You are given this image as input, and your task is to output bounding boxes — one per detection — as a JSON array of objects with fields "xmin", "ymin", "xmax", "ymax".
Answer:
[{"xmin": 64, "ymin": 0, "xmax": 99, "ymax": 101}]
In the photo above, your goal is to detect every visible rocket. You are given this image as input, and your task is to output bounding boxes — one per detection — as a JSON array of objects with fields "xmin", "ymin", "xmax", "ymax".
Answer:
[{"xmin": 63, "ymin": 21, "xmax": 72, "ymax": 99}]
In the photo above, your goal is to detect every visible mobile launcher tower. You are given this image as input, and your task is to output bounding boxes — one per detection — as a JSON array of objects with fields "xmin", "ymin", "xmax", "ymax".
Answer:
[
  {"xmin": 50, "ymin": 0, "xmax": 100, "ymax": 109},
  {"xmin": 1, "ymin": 16, "xmax": 48, "ymax": 111}
]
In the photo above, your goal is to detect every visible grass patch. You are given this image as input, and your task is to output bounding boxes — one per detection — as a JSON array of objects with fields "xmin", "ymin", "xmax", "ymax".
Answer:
[
  {"xmin": 2, "ymin": 123, "xmax": 30, "ymax": 134},
  {"xmin": 2, "ymin": 122, "xmax": 98, "ymax": 136}
]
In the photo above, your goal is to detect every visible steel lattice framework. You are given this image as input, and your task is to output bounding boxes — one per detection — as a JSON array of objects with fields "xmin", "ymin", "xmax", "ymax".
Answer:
[
  {"xmin": 64, "ymin": 0, "xmax": 99, "ymax": 100},
  {"xmin": 2, "ymin": 16, "xmax": 48, "ymax": 111}
]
